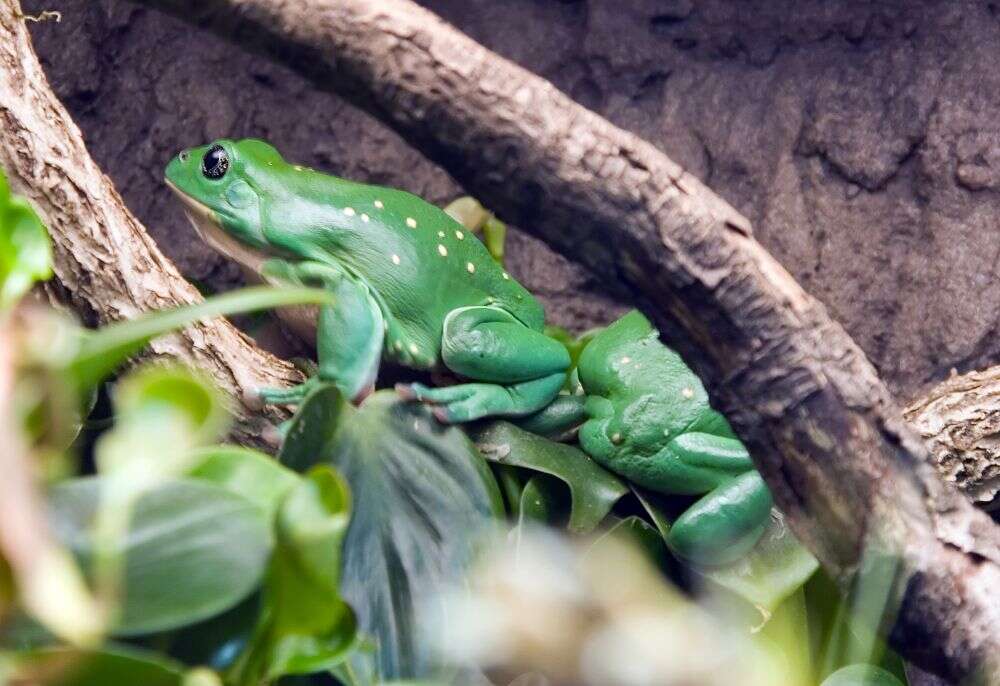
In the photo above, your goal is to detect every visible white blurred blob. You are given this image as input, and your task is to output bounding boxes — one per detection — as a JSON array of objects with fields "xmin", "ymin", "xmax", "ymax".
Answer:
[{"xmin": 430, "ymin": 526, "xmax": 781, "ymax": 686}]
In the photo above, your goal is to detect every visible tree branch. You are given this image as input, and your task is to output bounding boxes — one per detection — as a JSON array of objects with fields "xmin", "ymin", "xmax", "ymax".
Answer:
[
  {"xmin": 0, "ymin": 0, "xmax": 302, "ymax": 449},
  {"xmin": 906, "ymin": 369, "xmax": 1000, "ymax": 508},
  {"xmin": 127, "ymin": 0, "xmax": 1000, "ymax": 681}
]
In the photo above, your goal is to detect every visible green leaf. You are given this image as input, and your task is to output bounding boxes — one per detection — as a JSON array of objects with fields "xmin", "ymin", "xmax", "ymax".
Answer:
[
  {"xmin": 636, "ymin": 490, "xmax": 818, "ymax": 611},
  {"xmin": 48, "ymin": 477, "xmax": 271, "ymax": 636},
  {"xmin": 0, "ymin": 167, "xmax": 53, "ymax": 310},
  {"xmin": 821, "ymin": 664, "xmax": 905, "ymax": 686},
  {"xmin": 590, "ymin": 515, "xmax": 671, "ymax": 572},
  {"xmin": 280, "ymin": 387, "xmax": 503, "ymax": 680},
  {"xmin": 230, "ymin": 467, "xmax": 357, "ymax": 682},
  {"xmin": 517, "ymin": 474, "xmax": 568, "ymax": 528},
  {"xmin": 8, "ymin": 646, "xmax": 184, "ymax": 686},
  {"xmin": 189, "ymin": 446, "xmax": 301, "ymax": 524},
  {"xmin": 68, "ymin": 286, "xmax": 333, "ymax": 390},
  {"xmin": 471, "ymin": 421, "xmax": 628, "ymax": 534}
]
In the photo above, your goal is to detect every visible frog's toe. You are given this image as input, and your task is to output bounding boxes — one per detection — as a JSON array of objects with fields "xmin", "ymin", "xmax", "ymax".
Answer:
[
  {"xmin": 432, "ymin": 406, "xmax": 454, "ymax": 424},
  {"xmin": 395, "ymin": 382, "xmax": 427, "ymax": 402}
]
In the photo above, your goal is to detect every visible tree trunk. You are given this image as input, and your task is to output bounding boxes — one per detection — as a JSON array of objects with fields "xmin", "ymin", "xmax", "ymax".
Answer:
[
  {"xmin": 128, "ymin": 1, "xmax": 1000, "ymax": 681},
  {"xmin": 0, "ymin": 0, "xmax": 302, "ymax": 448}
]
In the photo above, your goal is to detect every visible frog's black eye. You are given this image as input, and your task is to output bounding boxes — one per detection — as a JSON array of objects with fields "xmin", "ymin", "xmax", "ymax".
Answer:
[{"xmin": 201, "ymin": 145, "xmax": 229, "ymax": 180}]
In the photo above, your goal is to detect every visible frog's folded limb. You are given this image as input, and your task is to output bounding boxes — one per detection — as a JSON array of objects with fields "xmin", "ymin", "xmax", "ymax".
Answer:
[
  {"xmin": 666, "ymin": 471, "xmax": 773, "ymax": 566},
  {"xmin": 399, "ymin": 305, "xmax": 570, "ymax": 422}
]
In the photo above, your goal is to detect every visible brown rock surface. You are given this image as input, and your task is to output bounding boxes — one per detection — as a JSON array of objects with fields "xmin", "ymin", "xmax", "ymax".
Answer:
[{"xmin": 21, "ymin": 0, "xmax": 1000, "ymax": 399}]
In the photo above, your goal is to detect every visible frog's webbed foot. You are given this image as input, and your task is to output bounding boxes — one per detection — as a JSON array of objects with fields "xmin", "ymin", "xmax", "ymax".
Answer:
[
  {"xmin": 397, "ymin": 373, "xmax": 565, "ymax": 423},
  {"xmin": 398, "ymin": 305, "xmax": 570, "ymax": 423},
  {"xmin": 255, "ymin": 376, "xmax": 322, "ymax": 407}
]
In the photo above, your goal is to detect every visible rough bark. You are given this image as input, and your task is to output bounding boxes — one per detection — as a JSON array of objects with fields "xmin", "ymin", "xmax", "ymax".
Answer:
[
  {"xmin": 0, "ymin": 0, "xmax": 301, "ymax": 448},
  {"xmin": 125, "ymin": 1, "xmax": 1000, "ymax": 681},
  {"xmin": 905, "ymin": 369, "xmax": 1000, "ymax": 508}
]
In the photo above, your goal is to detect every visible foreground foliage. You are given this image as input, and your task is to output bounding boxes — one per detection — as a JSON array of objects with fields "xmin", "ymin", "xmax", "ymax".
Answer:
[{"xmin": 0, "ymin": 170, "xmax": 909, "ymax": 685}]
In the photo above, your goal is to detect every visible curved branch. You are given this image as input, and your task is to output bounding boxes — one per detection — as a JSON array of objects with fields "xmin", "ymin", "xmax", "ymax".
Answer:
[
  {"xmin": 0, "ymin": 0, "xmax": 301, "ymax": 448},
  {"xmin": 129, "ymin": 0, "xmax": 1000, "ymax": 680}
]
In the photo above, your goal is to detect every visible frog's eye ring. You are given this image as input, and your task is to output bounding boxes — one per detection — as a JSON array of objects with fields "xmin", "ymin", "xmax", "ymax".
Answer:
[{"xmin": 201, "ymin": 145, "xmax": 230, "ymax": 180}]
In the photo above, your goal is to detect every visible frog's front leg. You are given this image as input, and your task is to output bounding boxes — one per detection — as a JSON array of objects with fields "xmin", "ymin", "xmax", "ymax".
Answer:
[
  {"xmin": 398, "ymin": 305, "xmax": 569, "ymax": 422},
  {"xmin": 257, "ymin": 259, "xmax": 383, "ymax": 405}
]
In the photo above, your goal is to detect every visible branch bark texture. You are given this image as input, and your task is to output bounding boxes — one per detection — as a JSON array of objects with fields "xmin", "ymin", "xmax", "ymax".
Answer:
[
  {"xmin": 906, "ymin": 369, "xmax": 1000, "ymax": 508},
  {"xmin": 0, "ymin": 0, "xmax": 302, "ymax": 448},
  {"xmin": 130, "ymin": 0, "xmax": 1000, "ymax": 681}
]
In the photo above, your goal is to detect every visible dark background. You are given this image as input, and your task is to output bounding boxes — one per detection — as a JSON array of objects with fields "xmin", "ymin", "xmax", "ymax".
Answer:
[{"xmin": 22, "ymin": 0, "xmax": 1000, "ymax": 401}]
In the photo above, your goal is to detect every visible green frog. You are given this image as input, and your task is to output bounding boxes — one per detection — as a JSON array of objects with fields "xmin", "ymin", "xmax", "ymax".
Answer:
[{"xmin": 165, "ymin": 138, "xmax": 771, "ymax": 565}]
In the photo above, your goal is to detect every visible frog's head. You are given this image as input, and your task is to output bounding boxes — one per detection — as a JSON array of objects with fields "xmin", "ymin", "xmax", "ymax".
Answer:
[{"xmin": 165, "ymin": 138, "xmax": 286, "ymax": 270}]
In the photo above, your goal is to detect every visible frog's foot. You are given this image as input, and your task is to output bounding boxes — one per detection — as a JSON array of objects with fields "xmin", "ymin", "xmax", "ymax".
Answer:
[
  {"xmin": 667, "ymin": 471, "xmax": 774, "ymax": 567},
  {"xmin": 256, "ymin": 377, "xmax": 321, "ymax": 406},
  {"xmin": 397, "ymin": 372, "xmax": 565, "ymax": 423}
]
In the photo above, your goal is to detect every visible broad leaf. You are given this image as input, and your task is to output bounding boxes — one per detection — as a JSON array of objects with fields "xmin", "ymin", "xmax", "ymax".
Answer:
[
  {"xmin": 69, "ymin": 286, "xmax": 333, "ymax": 390},
  {"xmin": 472, "ymin": 421, "xmax": 627, "ymax": 534},
  {"xmin": 636, "ymin": 490, "xmax": 818, "ymax": 611},
  {"xmin": 230, "ymin": 467, "xmax": 356, "ymax": 683},
  {"xmin": 0, "ymin": 167, "xmax": 52, "ymax": 310},
  {"xmin": 189, "ymin": 446, "xmax": 300, "ymax": 524},
  {"xmin": 8, "ymin": 646, "xmax": 183, "ymax": 686},
  {"xmin": 280, "ymin": 388, "xmax": 503, "ymax": 680},
  {"xmin": 48, "ymin": 478, "xmax": 270, "ymax": 636}
]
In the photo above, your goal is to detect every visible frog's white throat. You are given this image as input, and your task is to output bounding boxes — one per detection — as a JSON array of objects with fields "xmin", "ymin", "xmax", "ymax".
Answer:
[{"xmin": 165, "ymin": 180, "xmax": 269, "ymax": 274}]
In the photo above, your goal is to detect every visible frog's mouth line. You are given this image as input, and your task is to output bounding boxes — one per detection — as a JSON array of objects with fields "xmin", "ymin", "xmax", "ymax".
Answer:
[{"xmin": 165, "ymin": 179, "xmax": 270, "ymax": 275}]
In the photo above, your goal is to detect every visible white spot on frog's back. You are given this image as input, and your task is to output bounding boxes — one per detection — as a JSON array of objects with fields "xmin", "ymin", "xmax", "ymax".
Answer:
[
  {"xmin": 682, "ymin": 387, "xmax": 695, "ymax": 399},
  {"xmin": 406, "ymin": 217, "xmax": 417, "ymax": 228},
  {"xmin": 343, "ymin": 207, "xmax": 356, "ymax": 217},
  {"xmin": 361, "ymin": 213, "xmax": 370, "ymax": 222},
  {"xmin": 391, "ymin": 254, "xmax": 401, "ymax": 265},
  {"xmin": 374, "ymin": 199, "xmax": 384, "ymax": 209},
  {"xmin": 455, "ymin": 230, "xmax": 464, "ymax": 240},
  {"xmin": 437, "ymin": 230, "xmax": 445, "ymax": 238},
  {"xmin": 467, "ymin": 262, "xmax": 475, "ymax": 273},
  {"xmin": 438, "ymin": 244, "xmax": 448, "ymax": 257}
]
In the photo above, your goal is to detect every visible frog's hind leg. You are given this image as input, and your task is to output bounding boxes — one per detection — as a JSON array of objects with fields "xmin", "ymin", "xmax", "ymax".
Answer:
[
  {"xmin": 666, "ymin": 470, "xmax": 774, "ymax": 566},
  {"xmin": 398, "ymin": 305, "xmax": 569, "ymax": 423}
]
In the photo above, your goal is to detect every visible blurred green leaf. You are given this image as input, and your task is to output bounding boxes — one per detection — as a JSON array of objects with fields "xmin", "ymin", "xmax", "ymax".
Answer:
[
  {"xmin": 636, "ymin": 491, "xmax": 818, "ymax": 612},
  {"xmin": 280, "ymin": 387, "xmax": 502, "ymax": 681},
  {"xmin": 94, "ymin": 366, "xmax": 228, "ymax": 502},
  {"xmin": 590, "ymin": 515, "xmax": 671, "ymax": 572},
  {"xmin": 189, "ymin": 446, "xmax": 301, "ymax": 524},
  {"xmin": 68, "ymin": 286, "xmax": 333, "ymax": 390},
  {"xmin": 48, "ymin": 478, "xmax": 270, "ymax": 636},
  {"xmin": 230, "ymin": 467, "xmax": 356, "ymax": 683},
  {"xmin": 821, "ymin": 664, "xmax": 905, "ymax": 686},
  {"xmin": 0, "ymin": 168, "xmax": 52, "ymax": 310},
  {"xmin": 8, "ymin": 646, "xmax": 183, "ymax": 686},
  {"xmin": 472, "ymin": 421, "xmax": 628, "ymax": 534},
  {"xmin": 442, "ymin": 196, "xmax": 505, "ymax": 264}
]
